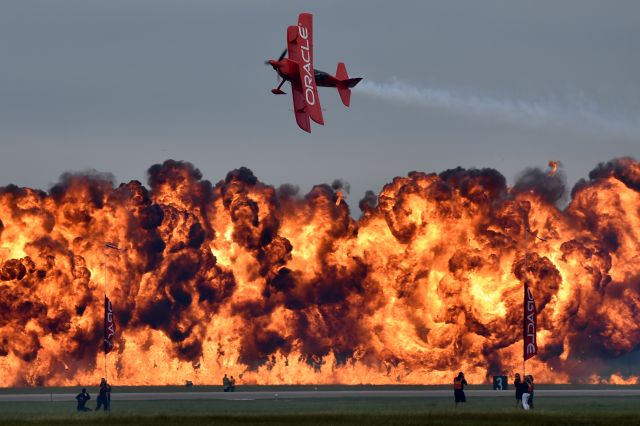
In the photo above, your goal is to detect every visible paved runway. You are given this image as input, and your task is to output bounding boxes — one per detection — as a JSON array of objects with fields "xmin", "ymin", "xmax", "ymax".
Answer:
[{"xmin": 1, "ymin": 389, "xmax": 639, "ymax": 402}]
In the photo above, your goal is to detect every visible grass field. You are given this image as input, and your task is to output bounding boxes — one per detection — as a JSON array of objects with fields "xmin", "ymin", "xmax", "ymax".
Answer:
[{"xmin": 1, "ymin": 395, "xmax": 639, "ymax": 426}]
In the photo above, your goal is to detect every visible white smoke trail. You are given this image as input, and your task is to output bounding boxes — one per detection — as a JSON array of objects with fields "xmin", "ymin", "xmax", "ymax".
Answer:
[{"xmin": 359, "ymin": 79, "xmax": 639, "ymax": 138}]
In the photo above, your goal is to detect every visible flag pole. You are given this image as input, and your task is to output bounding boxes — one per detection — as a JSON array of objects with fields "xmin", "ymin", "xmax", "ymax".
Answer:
[
  {"xmin": 104, "ymin": 246, "xmax": 107, "ymax": 382},
  {"xmin": 102, "ymin": 245, "xmax": 107, "ymax": 380},
  {"xmin": 104, "ymin": 242, "xmax": 121, "ymax": 414},
  {"xmin": 523, "ymin": 227, "xmax": 528, "ymax": 380}
]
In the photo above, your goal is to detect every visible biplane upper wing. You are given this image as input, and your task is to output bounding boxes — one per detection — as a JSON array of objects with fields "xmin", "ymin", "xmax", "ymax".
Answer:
[
  {"xmin": 287, "ymin": 26, "xmax": 311, "ymax": 133},
  {"xmin": 291, "ymin": 13, "xmax": 324, "ymax": 126}
]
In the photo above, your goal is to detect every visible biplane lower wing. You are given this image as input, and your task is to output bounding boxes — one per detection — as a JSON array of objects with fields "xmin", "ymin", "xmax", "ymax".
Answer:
[
  {"xmin": 287, "ymin": 13, "xmax": 324, "ymax": 128},
  {"xmin": 287, "ymin": 26, "xmax": 311, "ymax": 133},
  {"xmin": 295, "ymin": 13, "xmax": 323, "ymax": 125},
  {"xmin": 291, "ymin": 79, "xmax": 311, "ymax": 133}
]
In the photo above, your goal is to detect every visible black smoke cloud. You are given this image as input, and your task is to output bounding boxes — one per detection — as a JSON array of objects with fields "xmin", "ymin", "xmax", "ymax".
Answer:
[{"xmin": 513, "ymin": 166, "xmax": 567, "ymax": 205}]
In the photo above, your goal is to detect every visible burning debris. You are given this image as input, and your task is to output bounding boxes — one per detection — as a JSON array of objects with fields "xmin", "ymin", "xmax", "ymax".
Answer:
[{"xmin": 0, "ymin": 158, "xmax": 639, "ymax": 386}]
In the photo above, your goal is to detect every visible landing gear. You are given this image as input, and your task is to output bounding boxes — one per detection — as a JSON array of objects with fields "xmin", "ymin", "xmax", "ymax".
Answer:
[{"xmin": 272, "ymin": 79, "xmax": 286, "ymax": 95}]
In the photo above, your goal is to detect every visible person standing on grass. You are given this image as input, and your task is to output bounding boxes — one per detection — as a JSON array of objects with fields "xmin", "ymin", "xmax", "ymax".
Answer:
[
  {"xmin": 229, "ymin": 376, "xmax": 236, "ymax": 392},
  {"xmin": 223, "ymin": 374, "xmax": 231, "ymax": 392},
  {"xmin": 514, "ymin": 373, "xmax": 523, "ymax": 408},
  {"xmin": 75, "ymin": 388, "xmax": 91, "ymax": 411},
  {"xmin": 527, "ymin": 375, "xmax": 535, "ymax": 409},
  {"xmin": 95, "ymin": 378, "xmax": 111, "ymax": 411},
  {"xmin": 453, "ymin": 371, "xmax": 468, "ymax": 408},
  {"xmin": 522, "ymin": 375, "xmax": 533, "ymax": 410}
]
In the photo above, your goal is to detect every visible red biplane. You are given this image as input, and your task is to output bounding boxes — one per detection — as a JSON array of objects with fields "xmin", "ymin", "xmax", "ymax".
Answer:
[{"xmin": 266, "ymin": 13, "xmax": 362, "ymax": 133}]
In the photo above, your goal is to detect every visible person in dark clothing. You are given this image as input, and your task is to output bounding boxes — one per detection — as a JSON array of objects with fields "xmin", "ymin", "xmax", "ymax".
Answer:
[
  {"xmin": 223, "ymin": 374, "xmax": 231, "ymax": 392},
  {"xmin": 229, "ymin": 376, "xmax": 236, "ymax": 392},
  {"xmin": 514, "ymin": 373, "xmax": 523, "ymax": 408},
  {"xmin": 453, "ymin": 372, "xmax": 468, "ymax": 408},
  {"xmin": 95, "ymin": 378, "xmax": 111, "ymax": 411},
  {"xmin": 75, "ymin": 388, "xmax": 91, "ymax": 411},
  {"xmin": 527, "ymin": 375, "xmax": 534, "ymax": 409}
]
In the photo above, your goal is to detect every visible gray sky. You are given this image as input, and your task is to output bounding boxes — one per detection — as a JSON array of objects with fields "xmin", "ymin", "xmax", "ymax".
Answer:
[{"xmin": 1, "ymin": 0, "xmax": 638, "ymax": 207}]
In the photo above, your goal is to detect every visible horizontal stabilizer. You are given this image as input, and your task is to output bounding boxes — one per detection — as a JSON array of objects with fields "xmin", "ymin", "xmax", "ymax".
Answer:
[{"xmin": 338, "ymin": 86, "xmax": 351, "ymax": 107}]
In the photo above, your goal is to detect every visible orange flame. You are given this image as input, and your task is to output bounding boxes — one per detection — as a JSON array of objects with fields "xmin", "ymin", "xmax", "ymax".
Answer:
[{"xmin": 0, "ymin": 158, "xmax": 639, "ymax": 386}]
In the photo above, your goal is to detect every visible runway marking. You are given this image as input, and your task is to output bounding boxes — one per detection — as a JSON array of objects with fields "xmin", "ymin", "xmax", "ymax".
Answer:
[{"xmin": 0, "ymin": 389, "xmax": 639, "ymax": 402}]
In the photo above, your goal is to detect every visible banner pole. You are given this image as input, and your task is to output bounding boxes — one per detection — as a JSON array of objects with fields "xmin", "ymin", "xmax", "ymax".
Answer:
[
  {"xmin": 523, "ymin": 227, "xmax": 528, "ymax": 379},
  {"xmin": 103, "ymin": 242, "xmax": 121, "ymax": 414},
  {"xmin": 104, "ymin": 247, "xmax": 107, "ymax": 383}
]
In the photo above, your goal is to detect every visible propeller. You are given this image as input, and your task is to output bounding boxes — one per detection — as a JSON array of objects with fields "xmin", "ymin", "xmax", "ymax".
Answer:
[
  {"xmin": 265, "ymin": 49, "xmax": 288, "ymax": 91},
  {"xmin": 264, "ymin": 49, "xmax": 287, "ymax": 66}
]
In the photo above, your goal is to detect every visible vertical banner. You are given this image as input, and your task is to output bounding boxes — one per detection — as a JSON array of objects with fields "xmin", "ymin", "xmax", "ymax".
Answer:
[
  {"xmin": 524, "ymin": 284, "xmax": 537, "ymax": 360},
  {"xmin": 104, "ymin": 296, "xmax": 115, "ymax": 354}
]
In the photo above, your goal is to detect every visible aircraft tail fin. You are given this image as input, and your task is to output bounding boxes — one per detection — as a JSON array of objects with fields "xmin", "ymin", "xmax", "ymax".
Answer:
[{"xmin": 335, "ymin": 63, "xmax": 362, "ymax": 107}]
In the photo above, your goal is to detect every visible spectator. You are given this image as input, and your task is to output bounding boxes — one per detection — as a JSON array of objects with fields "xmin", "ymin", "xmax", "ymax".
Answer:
[
  {"xmin": 75, "ymin": 388, "xmax": 91, "ymax": 411},
  {"xmin": 514, "ymin": 373, "xmax": 523, "ymax": 408},
  {"xmin": 522, "ymin": 375, "xmax": 533, "ymax": 410},
  {"xmin": 223, "ymin": 374, "xmax": 231, "ymax": 392},
  {"xmin": 453, "ymin": 372, "xmax": 468, "ymax": 408},
  {"xmin": 95, "ymin": 378, "xmax": 111, "ymax": 411}
]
